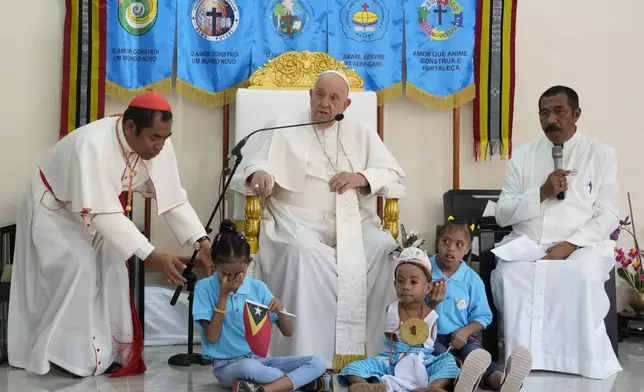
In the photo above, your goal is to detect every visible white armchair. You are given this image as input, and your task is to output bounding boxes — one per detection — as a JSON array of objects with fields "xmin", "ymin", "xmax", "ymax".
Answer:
[{"xmin": 228, "ymin": 51, "xmax": 406, "ymax": 254}]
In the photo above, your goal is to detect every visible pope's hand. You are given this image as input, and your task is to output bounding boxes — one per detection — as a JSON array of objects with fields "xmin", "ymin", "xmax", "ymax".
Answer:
[
  {"xmin": 198, "ymin": 240, "xmax": 215, "ymax": 276},
  {"xmin": 329, "ymin": 172, "xmax": 368, "ymax": 194},
  {"xmin": 146, "ymin": 250, "xmax": 187, "ymax": 285},
  {"xmin": 249, "ymin": 171, "xmax": 273, "ymax": 198}
]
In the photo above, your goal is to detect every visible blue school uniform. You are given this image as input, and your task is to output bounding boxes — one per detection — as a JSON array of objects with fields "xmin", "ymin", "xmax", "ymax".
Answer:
[
  {"xmin": 429, "ymin": 255, "xmax": 498, "ymax": 376},
  {"xmin": 193, "ymin": 274, "xmax": 326, "ymax": 389}
]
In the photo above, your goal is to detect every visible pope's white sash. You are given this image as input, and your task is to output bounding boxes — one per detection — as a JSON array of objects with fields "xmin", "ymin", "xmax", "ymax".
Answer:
[{"xmin": 333, "ymin": 187, "xmax": 368, "ymax": 369}]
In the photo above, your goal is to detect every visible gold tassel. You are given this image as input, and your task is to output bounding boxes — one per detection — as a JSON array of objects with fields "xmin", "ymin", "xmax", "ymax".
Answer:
[
  {"xmin": 105, "ymin": 78, "xmax": 173, "ymax": 104},
  {"xmin": 176, "ymin": 78, "xmax": 250, "ymax": 108},
  {"xmin": 332, "ymin": 354, "xmax": 367, "ymax": 373},
  {"xmin": 376, "ymin": 82, "xmax": 403, "ymax": 106},
  {"xmin": 405, "ymin": 83, "xmax": 476, "ymax": 111}
]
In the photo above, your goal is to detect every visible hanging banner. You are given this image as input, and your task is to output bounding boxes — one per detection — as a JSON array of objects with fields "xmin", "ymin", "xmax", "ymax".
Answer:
[
  {"xmin": 473, "ymin": 0, "xmax": 517, "ymax": 161},
  {"xmin": 328, "ymin": 0, "xmax": 403, "ymax": 105},
  {"xmin": 106, "ymin": 0, "xmax": 175, "ymax": 103},
  {"xmin": 251, "ymin": 0, "xmax": 327, "ymax": 71},
  {"xmin": 60, "ymin": 0, "xmax": 107, "ymax": 138},
  {"xmin": 177, "ymin": 0, "xmax": 252, "ymax": 107},
  {"xmin": 404, "ymin": 0, "xmax": 476, "ymax": 110}
]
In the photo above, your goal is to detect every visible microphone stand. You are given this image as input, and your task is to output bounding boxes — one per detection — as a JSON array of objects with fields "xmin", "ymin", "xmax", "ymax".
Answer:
[
  {"xmin": 167, "ymin": 154, "xmax": 242, "ymax": 367},
  {"xmin": 167, "ymin": 114, "xmax": 342, "ymax": 367}
]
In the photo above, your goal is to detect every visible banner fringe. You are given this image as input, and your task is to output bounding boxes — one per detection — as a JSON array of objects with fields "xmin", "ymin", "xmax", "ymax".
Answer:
[
  {"xmin": 333, "ymin": 353, "xmax": 367, "ymax": 373},
  {"xmin": 106, "ymin": 78, "xmax": 172, "ymax": 104},
  {"xmin": 376, "ymin": 82, "xmax": 403, "ymax": 106},
  {"xmin": 489, "ymin": 140, "xmax": 502, "ymax": 159},
  {"xmin": 405, "ymin": 83, "xmax": 476, "ymax": 111},
  {"xmin": 176, "ymin": 78, "xmax": 249, "ymax": 108},
  {"xmin": 501, "ymin": 137, "xmax": 510, "ymax": 160},
  {"xmin": 479, "ymin": 140, "xmax": 489, "ymax": 162}
]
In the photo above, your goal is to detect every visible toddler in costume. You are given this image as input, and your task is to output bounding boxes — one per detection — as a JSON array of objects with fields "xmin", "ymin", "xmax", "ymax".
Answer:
[
  {"xmin": 193, "ymin": 220, "xmax": 328, "ymax": 392},
  {"xmin": 338, "ymin": 229, "xmax": 492, "ymax": 392},
  {"xmin": 430, "ymin": 219, "xmax": 533, "ymax": 391}
]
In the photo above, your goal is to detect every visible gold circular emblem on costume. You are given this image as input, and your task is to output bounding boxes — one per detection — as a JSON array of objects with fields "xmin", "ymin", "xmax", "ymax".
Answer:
[{"xmin": 400, "ymin": 318, "xmax": 428, "ymax": 346}]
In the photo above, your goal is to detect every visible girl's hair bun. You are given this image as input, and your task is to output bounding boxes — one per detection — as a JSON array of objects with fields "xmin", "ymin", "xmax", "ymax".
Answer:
[{"xmin": 219, "ymin": 219, "xmax": 237, "ymax": 234}]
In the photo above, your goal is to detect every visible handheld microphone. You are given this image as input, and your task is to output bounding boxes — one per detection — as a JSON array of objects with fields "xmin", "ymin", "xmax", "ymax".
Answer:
[
  {"xmin": 228, "ymin": 113, "xmax": 345, "ymax": 161},
  {"xmin": 552, "ymin": 145, "xmax": 565, "ymax": 200}
]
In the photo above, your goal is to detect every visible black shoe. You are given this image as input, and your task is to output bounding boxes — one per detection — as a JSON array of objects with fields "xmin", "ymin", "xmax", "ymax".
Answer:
[
  {"xmin": 300, "ymin": 372, "xmax": 333, "ymax": 392},
  {"xmin": 233, "ymin": 380, "xmax": 265, "ymax": 392},
  {"xmin": 50, "ymin": 363, "xmax": 83, "ymax": 379},
  {"xmin": 105, "ymin": 362, "xmax": 122, "ymax": 374}
]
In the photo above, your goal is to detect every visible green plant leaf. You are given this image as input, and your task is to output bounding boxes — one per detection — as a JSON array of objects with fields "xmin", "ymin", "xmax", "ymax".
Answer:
[{"xmin": 617, "ymin": 267, "xmax": 638, "ymax": 290}]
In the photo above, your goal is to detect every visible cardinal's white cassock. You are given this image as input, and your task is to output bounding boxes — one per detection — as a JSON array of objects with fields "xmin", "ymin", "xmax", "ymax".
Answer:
[
  {"xmin": 8, "ymin": 116, "xmax": 206, "ymax": 377},
  {"xmin": 492, "ymin": 131, "xmax": 621, "ymax": 379},
  {"xmin": 241, "ymin": 110, "xmax": 404, "ymax": 369}
]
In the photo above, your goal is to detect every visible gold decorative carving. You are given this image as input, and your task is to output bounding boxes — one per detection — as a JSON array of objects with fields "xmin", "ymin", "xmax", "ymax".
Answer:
[
  {"xmin": 249, "ymin": 51, "xmax": 364, "ymax": 91},
  {"xmin": 244, "ymin": 196, "xmax": 262, "ymax": 254},
  {"xmin": 383, "ymin": 199, "xmax": 400, "ymax": 240}
]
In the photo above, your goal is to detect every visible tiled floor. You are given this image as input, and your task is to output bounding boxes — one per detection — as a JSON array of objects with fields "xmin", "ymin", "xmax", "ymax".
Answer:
[{"xmin": 1, "ymin": 342, "xmax": 643, "ymax": 392}]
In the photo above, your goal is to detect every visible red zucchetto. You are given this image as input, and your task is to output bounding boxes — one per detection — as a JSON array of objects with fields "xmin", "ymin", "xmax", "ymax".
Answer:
[{"xmin": 129, "ymin": 91, "xmax": 172, "ymax": 111}]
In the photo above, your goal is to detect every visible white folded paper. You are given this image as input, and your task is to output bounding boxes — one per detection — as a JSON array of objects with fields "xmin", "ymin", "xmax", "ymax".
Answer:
[
  {"xmin": 491, "ymin": 235, "xmax": 546, "ymax": 262},
  {"xmin": 482, "ymin": 200, "xmax": 496, "ymax": 217}
]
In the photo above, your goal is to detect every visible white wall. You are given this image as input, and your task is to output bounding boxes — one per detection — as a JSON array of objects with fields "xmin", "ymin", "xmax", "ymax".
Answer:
[{"xmin": 2, "ymin": 0, "xmax": 643, "ymax": 307}]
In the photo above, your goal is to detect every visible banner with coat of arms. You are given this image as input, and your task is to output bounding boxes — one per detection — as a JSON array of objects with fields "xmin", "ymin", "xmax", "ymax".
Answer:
[
  {"xmin": 404, "ymin": 0, "xmax": 476, "ymax": 110},
  {"xmin": 328, "ymin": 0, "xmax": 403, "ymax": 105},
  {"xmin": 176, "ymin": 0, "xmax": 253, "ymax": 107},
  {"xmin": 106, "ymin": 0, "xmax": 176, "ymax": 102},
  {"xmin": 251, "ymin": 0, "xmax": 327, "ymax": 72}
]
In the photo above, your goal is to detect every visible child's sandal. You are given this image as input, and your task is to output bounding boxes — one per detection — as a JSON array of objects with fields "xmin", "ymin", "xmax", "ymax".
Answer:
[
  {"xmin": 499, "ymin": 346, "xmax": 533, "ymax": 392},
  {"xmin": 348, "ymin": 383, "xmax": 384, "ymax": 392},
  {"xmin": 453, "ymin": 349, "xmax": 492, "ymax": 392}
]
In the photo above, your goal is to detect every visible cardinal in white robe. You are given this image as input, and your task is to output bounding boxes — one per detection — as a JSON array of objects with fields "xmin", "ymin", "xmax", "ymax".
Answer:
[
  {"xmin": 492, "ymin": 86, "xmax": 622, "ymax": 379},
  {"xmin": 8, "ymin": 92, "xmax": 214, "ymax": 378},
  {"xmin": 241, "ymin": 71, "xmax": 405, "ymax": 370}
]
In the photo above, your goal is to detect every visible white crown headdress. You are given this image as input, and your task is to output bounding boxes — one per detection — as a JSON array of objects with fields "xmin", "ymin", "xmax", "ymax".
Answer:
[{"xmin": 391, "ymin": 224, "xmax": 432, "ymax": 279}]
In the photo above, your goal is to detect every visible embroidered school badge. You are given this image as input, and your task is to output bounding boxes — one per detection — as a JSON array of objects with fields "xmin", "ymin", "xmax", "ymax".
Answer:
[{"xmin": 456, "ymin": 298, "xmax": 468, "ymax": 310}]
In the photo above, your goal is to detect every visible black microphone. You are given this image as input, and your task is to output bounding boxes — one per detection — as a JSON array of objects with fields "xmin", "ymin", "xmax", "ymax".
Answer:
[
  {"xmin": 228, "ymin": 113, "xmax": 345, "ymax": 161},
  {"xmin": 552, "ymin": 145, "xmax": 565, "ymax": 200},
  {"xmin": 171, "ymin": 112, "xmax": 345, "ymax": 305}
]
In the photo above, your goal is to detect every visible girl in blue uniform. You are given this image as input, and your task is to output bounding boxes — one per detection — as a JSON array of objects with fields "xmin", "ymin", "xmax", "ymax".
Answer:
[
  {"xmin": 193, "ymin": 220, "xmax": 328, "ymax": 392},
  {"xmin": 430, "ymin": 219, "xmax": 533, "ymax": 391}
]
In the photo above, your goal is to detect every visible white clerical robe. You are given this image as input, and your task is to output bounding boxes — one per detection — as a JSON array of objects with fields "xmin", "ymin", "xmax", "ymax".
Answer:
[
  {"xmin": 8, "ymin": 117, "xmax": 206, "ymax": 377},
  {"xmin": 241, "ymin": 110, "xmax": 405, "ymax": 369},
  {"xmin": 491, "ymin": 131, "xmax": 622, "ymax": 379}
]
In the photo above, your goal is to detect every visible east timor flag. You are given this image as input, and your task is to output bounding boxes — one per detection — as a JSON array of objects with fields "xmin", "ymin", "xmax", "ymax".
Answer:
[{"xmin": 243, "ymin": 301, "xmax": 272, "ymax": 358}]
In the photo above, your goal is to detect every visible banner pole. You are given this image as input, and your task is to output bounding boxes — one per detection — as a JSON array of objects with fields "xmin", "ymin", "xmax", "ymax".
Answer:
[
  {"xmin": 222, "ymin": 104, "xmax": 231, "ymax": 221},
  {"xmin": 377, "ymin": 105, "xmax": 384, "ymax": 219},
  {"xmin": 453, "ymin": 107, "xmax": 460, "ymax": 190}
]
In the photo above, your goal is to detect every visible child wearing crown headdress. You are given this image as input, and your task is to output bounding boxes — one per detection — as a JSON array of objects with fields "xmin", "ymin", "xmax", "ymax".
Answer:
[
  {"xmin": 429, "ymin": 218, "xmax": 533, "ymax": 392},
  {"xmin": 337, "ymin": 226, "xmax": 492, "ymax": 392}
]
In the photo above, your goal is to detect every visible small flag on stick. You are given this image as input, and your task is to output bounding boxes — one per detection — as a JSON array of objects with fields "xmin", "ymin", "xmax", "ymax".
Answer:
[{"xmin": 243, "ymin": 301, "xmax": 273, "ymax": 357}]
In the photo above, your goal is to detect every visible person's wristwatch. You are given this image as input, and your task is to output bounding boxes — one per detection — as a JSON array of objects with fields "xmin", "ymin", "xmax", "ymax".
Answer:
[{"xmin": 193, "ymin": 236, "xmax": 210, "ymax": 251}]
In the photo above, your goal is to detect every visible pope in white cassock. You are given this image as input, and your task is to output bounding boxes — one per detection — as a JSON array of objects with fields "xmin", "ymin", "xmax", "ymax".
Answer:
[
  {"xmin": 492, "ymin": 86, "xmax": 621, "ymax": 379},
  {"xmin": 8, "ymin": 92, "xmax": 215, "ymax": 378},
  {"xmin": 242, "ymin": 71, "xmax": 405, "ymax": 370}
]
